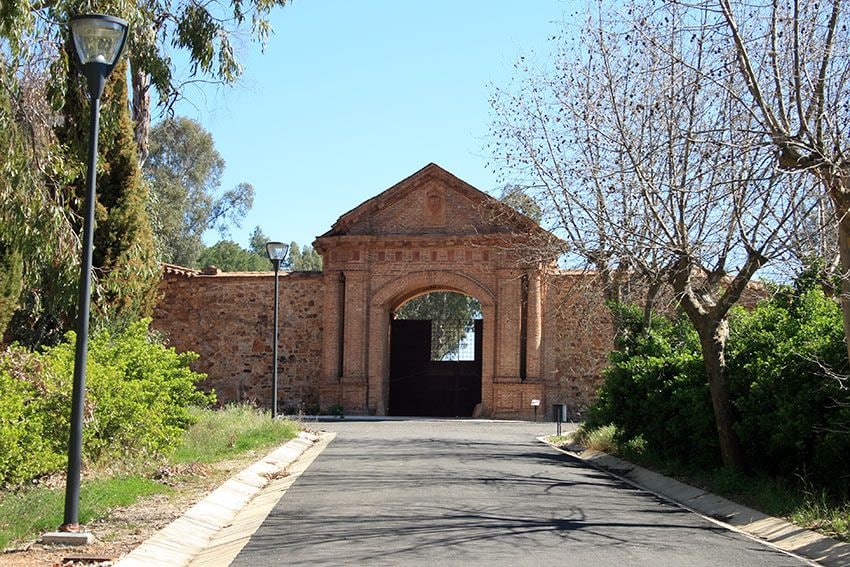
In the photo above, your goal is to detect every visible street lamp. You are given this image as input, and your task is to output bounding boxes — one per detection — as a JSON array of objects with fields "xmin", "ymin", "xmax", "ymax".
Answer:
[
  {"xmin": 265, "ymin": 242, "xmax": 289, "ymax": 418},
  {"xmin": 61, "ymin": 13, "xmax": 128, "ymax": 536}
]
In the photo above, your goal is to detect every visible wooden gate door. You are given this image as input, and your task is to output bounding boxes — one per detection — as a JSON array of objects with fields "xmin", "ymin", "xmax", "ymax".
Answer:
[{"xmin": 388, "ymin": 319, "xmax": 482, "ymax": 417}]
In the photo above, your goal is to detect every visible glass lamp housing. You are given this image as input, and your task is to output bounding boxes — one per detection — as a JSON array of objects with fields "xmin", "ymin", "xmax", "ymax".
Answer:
[
  {"xmin": 70, "ymin": 15, "xmax": 128, "ymax": 66},
  {"xmin": 266, "ymin": 241, "xmax": 289, "ymax": 262}
]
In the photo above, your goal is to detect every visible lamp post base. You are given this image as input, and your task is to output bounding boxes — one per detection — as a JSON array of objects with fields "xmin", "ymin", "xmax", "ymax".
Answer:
[{"xmin": 42, "ymin": 530, "xmax": 95, "ymax": 546}]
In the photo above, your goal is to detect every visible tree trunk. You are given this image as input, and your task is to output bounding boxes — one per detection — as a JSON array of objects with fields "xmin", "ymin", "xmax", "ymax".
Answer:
[
  {"xmin": 836, "ymin": 214, "xmax": 850, "ymax": 364},
  {"xmin": 131, "ymin": 61, "xmax": 151, "ymax": 167},
  {"xmin": 693, "ymin": 317, "xmax": 745, "ymax": 469},
  {"xmin": 817, "ymin": 172, "xmax": 850, "ymax": 365},
  {"xmin": 641, "ymin": 280, "xmax": 661, "ymax": 331}
]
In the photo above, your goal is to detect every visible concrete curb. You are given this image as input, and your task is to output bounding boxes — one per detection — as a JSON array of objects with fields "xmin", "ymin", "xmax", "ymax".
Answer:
[
  {"xmin": 115, "ymin": 431, "xmax": 319, "ymax": 567},
  {"xmin": 189, "ymin": 431, "xmax": 336, "ymax": 566},
  {"xmin": 540, "ymin": 437, "xmax": 850, "ymax": 567}
]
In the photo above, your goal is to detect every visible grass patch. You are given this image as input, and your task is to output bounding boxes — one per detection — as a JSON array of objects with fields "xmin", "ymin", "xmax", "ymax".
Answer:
[
  {"xmin": 171, "ymin": 404, "xmax": 299, "ymax": 464},
  {"xmin": 790, "ymin": 491, "xmax": 850, "ymax": 539},
  {"xmin": 547, "ymin": 434, "xmax": 572, "ymax": 447},
  {"xmin": 0, "ymin": 477, "xmax": 166, "ymax": 550},
  {"xmin": 570, "ymin": 425, "xmax": 850, "ymax": 542},
  {"xmin": 0, "ymin": 404, "xmax": 299, "ymax": 550},
  {"xmin": 579, "ymin": 424, "xmax": 618, "ymax": 453}
]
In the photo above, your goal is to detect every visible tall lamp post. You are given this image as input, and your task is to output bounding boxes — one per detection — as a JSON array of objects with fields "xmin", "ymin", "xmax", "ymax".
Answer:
[
  {"xmin": 265, "ymin": 242, "xmax": 289, "ymax": 418},
  {"xmin": 61, "ymin": 14, "xmax": 128, "ymax": 535}
]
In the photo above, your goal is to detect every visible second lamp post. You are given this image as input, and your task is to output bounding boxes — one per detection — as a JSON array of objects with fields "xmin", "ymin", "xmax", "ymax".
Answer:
[{"xmin": 265, "ymin": 242, "xmax": 289, "ymax": 418}]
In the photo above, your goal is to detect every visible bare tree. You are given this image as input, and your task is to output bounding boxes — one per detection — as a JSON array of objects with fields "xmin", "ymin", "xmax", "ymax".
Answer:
[
  {"xmin": 716, "ymin": 0, "xmax": 850, "ymax": 359},
  {"xmin": 490, "ymin": 0, "xmax": 816, "ymax": 467}
]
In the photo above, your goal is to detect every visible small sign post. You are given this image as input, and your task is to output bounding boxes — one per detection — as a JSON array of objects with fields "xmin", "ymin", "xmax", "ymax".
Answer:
[{"xmin": 531, "ymin": 398, "xmax": 540, "ymax": 421}]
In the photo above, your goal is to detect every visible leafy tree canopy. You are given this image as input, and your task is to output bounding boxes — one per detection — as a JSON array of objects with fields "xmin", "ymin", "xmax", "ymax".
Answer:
[
  {"xmin": 288, "ymin": 241, "xmax": 323, "ymax": 271},
  {"xmin": 144, "ymin": 116, "xmax": 253, "ymax": 267},
  {"xmin": 246, "ymin": 228, "xmax": 323, "ymax": 271},
  {"xmin": 498, "ymin": 185, "xmax": 542, "ymax": 224},
  {"xmin": 197, "ymin": 240, "xmax": 268, "ymax": 272},
  {"xmin": 395, "ymin": 292, "xmax": 482, "ymax": 361},
  {"xmin": 0, "ymin": 0, "xmax": 290, "ymax": 151}
]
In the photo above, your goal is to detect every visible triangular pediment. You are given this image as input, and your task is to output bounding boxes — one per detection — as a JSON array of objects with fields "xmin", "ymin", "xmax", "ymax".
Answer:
[{"xmin": 319, "ymin": 163, "xmax": 542, "ymax": 239}]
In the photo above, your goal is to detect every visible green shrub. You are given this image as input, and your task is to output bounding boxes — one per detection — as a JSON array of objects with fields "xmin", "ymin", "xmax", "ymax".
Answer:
[
  {"xmin": 576, "ymin": 424, "xmax": 619, "ymax": 453},
  {"xmin": 589, "ymin": 281, "xmax": 850, "ymax": 495},
  {"xmin": 587, "ymin": 304, "xmax": 718, "ymax": 469},
  {"xmin": 727, "ymin": 287, "xmax": 850, "ymax": 493},
  {"xmin": 325, "ymin": 404, "xmax": 345, "ymax": 417},
  {"xmin": 0, "ymin": 350, "xmax": 64, "ymax": 485},
  {"xmin": 0, "ymin": 319, "xmax": 213, "ymax": 487}
]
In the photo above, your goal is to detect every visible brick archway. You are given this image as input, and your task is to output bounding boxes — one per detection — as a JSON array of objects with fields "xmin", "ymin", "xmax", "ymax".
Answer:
[
  {"xmin": 314, "ymin": 164, "xmax": 553, "ymax": 417},
  {"xmin": 368, "ymin": 271, "xmax": 496, "ymax": 415}
]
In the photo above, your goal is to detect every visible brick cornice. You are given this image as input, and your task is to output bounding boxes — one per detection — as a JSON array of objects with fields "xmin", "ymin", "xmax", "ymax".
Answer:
[{"xmin": 314, "ymin": 233, "xmax": 535, "ymax": 252}]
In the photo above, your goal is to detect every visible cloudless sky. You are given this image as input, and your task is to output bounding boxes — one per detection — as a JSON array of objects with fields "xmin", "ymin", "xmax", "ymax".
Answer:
[{"xmin": 168, "ymin": 1, "xmax": 568, "ymax": 249}]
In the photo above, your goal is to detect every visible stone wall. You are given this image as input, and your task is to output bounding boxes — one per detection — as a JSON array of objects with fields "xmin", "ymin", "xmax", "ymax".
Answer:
[
  {"xmin": 541, "ymin": 271, "xmax": 615, "ymax": 419},
  {"xmin": 150, "ymin": 260, "xmax": 769, "ymax": 421},
  {"xmin": 147, "ymin": 162, "xmax": 772, "ymax": 421},
  {"xmin": 151, "ymin": 264, "xmax": 616, "ymax": 419},
  {"xmin": 152, "ymin": 265, "xmax": 325, "ymax": 412}
]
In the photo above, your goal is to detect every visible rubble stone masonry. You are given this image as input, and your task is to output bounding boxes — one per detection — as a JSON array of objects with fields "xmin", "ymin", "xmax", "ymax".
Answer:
[{"xmin": 153, "ymin": 265, "xmax": 325, "ymax": 412}]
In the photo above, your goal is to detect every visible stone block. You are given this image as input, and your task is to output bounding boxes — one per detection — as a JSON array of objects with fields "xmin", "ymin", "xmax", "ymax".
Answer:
[{"xmin": 42, "ymin": 531, "xmax": 95, "ymax": 546}]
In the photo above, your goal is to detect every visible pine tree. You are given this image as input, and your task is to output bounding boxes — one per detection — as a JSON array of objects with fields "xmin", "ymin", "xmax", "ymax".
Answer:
[{"xmin": 249, "ymin": 226, "xmax": 270, "ymax": 255}]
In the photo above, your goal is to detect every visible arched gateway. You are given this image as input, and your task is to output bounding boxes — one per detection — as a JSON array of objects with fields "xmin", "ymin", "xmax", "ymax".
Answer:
[
  {"xmin": 153, "ymin": 163, "xmax": 614, "ymax": 419},
  {"xmin": 313, "ymin": 163, "xmax": 551, "ymax": 416}
]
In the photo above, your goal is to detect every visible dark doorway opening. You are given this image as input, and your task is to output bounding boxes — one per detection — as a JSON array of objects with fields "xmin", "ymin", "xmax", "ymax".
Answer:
[{"xmin": 388, "ymin": 319, "xmax": 482, "ymax": 417}]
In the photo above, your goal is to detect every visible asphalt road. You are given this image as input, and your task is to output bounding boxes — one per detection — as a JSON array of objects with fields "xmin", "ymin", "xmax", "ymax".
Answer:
[{"xmin": 232, "ymin": 419, "xmax": 809, "ymax": 566}]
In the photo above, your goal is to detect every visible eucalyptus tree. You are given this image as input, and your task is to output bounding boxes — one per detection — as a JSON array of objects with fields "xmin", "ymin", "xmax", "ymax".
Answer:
[
  {"xmin": 0, "ymin": 0, "xmax": 290, "ymax": 163},
  {"xmin": 0, "ymin": 0, "xmax": 289, "ymax": 342},
  {"xmin": 2, "ymin": 39, "xmax": 159, "ymax": 344},
  {"xmin": 144, "ymin": 116, "xmax": 254, "ymax": 267},
  {"xmin": 490, "ymin": 0, "xmax": 817, "ymax": 467}
]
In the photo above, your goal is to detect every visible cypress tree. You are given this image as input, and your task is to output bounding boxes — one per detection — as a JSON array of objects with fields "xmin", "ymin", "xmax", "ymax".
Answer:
[
  {"xmin": 59, "ymin": 56, "xmax": 159, "ymax": 328},
  {"xmin": 0, "ymin": 66, "xmax": 24, "ymax": 340}
]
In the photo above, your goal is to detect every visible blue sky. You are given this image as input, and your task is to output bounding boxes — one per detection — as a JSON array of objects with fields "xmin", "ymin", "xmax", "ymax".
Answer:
[{"xmin": 168, "ymin": 1, "xmax": 568, "ymax": 249}]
